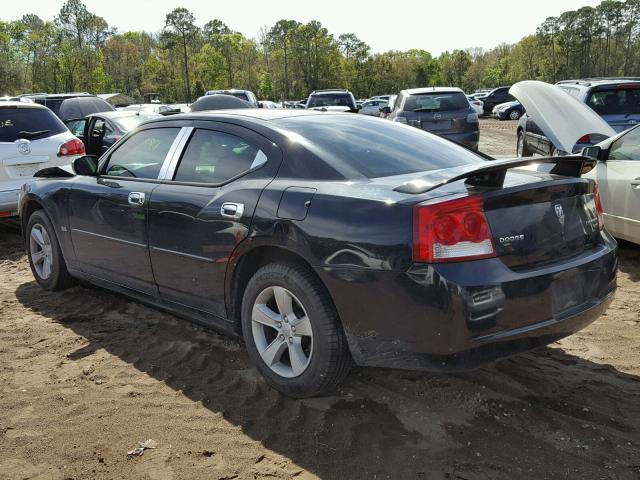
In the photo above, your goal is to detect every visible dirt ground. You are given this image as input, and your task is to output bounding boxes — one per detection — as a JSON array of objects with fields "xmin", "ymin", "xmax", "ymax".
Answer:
[{"xmin": 1, "ymin": 119, "xmax": 639, "ymax": 480}]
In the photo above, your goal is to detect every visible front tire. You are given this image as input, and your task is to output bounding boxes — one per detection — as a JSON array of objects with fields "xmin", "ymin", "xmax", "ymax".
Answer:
[
  {"xmin": 26, "ymin": 210, "xmax": 74, "ymax": 291},
  {"xmin": 508, "ymin": 109, "xmax": 521, "ymax": 120},
  {"xmin": 241, "ymin": 262, "xmax": 351, "ymax": 398}
]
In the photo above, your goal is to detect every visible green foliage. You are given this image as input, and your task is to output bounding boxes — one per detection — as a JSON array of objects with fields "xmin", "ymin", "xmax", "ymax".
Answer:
[{"xmin": 3, "ymin": 0, "xmax": 640, "ymax": 100}]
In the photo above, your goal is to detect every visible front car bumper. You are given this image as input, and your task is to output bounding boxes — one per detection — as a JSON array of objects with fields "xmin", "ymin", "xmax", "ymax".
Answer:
[{"xmin": 317, "ymin": 235, "xmax": 617, "ymax": 371}]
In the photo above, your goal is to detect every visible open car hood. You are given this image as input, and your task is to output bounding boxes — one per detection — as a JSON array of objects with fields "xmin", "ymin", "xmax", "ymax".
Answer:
[{"xmin": 510, "ymin": 81, "xmax": 615, "ymax": 153}]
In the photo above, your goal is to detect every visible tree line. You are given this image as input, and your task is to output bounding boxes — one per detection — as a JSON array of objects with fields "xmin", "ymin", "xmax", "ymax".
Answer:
[{"xmin": 1, "ymin": 0, "xmax": 639, "ymax": 103}]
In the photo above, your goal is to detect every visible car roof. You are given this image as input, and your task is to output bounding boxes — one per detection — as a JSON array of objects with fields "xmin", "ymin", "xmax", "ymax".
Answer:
[
  {"xmin": 0, "ymin": 101, "xmax": 48, "ymax": 109},
  {"xmin": 142, "ymin": 109, "xmax": 345, "ymax": 125},
  {"xmin": 556, "ymin": 78, "xmax": 640, "ymax": 88},
  {"xmin": 310, "ymin": 89, "xmax": 351, "ymax": 95},
  {"xmin": 20, "ymin": 93, "xmax": 95, "ymax": 99},
  {"xmin": 89, "ymin": 110, "xmax": 159, "ymax": 119},
  {"xmin": 404, "ymin": 87, "xmax": 464, "ymax": 95}
]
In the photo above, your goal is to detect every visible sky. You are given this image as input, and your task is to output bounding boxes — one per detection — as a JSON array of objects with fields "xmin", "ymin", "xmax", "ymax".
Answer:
[{"xmin": 3, "ymin": 0, "xmax": 604, "ymax": 55}]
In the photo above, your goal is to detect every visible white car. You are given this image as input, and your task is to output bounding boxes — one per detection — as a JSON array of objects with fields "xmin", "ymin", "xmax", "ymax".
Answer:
[
  {"xmin": 466, "ymin": 95, "xmax": 484, "ymax": 115},
  {"xmin": 358, "ymin": 99, "xmax": 388, "ymax": 116},
  {"xmin": 512, "ymin": 80, "xmax": 640, "ymax": 245},
  {"xmin": 0, "ymin": 102, "xmax": 84, "ymax": 217}
]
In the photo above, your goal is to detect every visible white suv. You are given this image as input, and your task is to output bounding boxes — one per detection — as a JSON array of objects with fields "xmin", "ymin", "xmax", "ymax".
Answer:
[{"xmin": 0, "ymin": 101, "xmax": 84, "ymax": 217}]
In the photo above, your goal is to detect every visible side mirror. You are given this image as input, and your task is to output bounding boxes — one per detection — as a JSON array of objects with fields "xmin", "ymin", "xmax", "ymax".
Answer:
[
  {"xmin": 72, "ymin": 155, "xmax": 99, "ymax": 176},
  {"xmin": 380, "ymin": 106, "xmax": 391, "ymax": 114},
  {"xmin": 258, "ymin": 102, "xmax": 264, "ymax": 108},
  {"xmin": 580, "ymin": 145, "xmax": 604, "ymax": 160}
]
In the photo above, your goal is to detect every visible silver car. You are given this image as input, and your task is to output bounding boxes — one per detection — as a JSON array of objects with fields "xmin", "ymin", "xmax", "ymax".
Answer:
[
  {"xmin": 359, "ymin": 99, "xmax": 388, "ymax": 116},
  {"xmin": 0, "ymin": 102, "xmax": 84, "ymax": 217}
]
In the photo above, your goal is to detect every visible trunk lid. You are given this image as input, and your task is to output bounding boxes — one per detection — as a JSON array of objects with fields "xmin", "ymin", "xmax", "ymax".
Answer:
[
  {"xmin": 510, "ymin": 81, "xmax": 615, "ymax": 153},
  {"xmin": 482, "ymin": 176, "xmax": 601, "ymax": 269}
]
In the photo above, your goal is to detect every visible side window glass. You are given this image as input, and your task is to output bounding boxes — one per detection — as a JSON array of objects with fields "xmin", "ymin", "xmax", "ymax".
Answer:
[
  {"xmin": 105, "ymin": 127, "xmax": 180, "ymax": 179},
  {"xmin": 173, "ymin": 129, "xmax": 267, "ymax": 184},
  {"xmin": 609, "ymin": 127, "xmax": 640, "ymax": 161},
  {"xmin": 66, "ymin": 119, "xmax": 86, "ymax": 137}
]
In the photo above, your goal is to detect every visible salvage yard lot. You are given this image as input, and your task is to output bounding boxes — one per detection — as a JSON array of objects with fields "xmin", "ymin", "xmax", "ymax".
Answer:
[{"xmin": 1, "ymin": 119, "xmax": 639, "ymax": 480}]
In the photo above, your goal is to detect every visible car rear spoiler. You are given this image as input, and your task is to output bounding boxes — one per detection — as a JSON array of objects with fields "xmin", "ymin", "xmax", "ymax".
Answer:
[{"xmin": 393, "ymin": 156, "xmax": 596, "ymax": 194}]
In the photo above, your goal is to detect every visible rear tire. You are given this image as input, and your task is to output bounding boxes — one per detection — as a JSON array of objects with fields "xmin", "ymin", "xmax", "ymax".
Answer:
[
  {"xmin": 241, "ymin": 262, "xmax": 351, "ymax": 398},
  {"xmin": 517, "ymin": 130, "xmax": 532, "ymax": 157},
  {"xmin": 26, "ymin": 210, "xmax": 74, "ymax": 291}
]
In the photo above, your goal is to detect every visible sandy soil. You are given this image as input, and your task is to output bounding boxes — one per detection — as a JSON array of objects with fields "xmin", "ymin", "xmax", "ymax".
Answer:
[{"xmin": 1, "ymin": 120, "xmax": 639, "ymax": 480}]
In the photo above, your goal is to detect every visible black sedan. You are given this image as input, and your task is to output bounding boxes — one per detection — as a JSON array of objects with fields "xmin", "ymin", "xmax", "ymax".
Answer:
[{"xmin": 19, "ymin": 111, "xmax": 617, "ymax": 398}]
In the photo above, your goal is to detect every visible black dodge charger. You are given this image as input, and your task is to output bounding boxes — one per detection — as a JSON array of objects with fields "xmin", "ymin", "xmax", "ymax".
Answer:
[{"xmin": 19, "ymin": 110, "xmax": 617, "ymax": 398}]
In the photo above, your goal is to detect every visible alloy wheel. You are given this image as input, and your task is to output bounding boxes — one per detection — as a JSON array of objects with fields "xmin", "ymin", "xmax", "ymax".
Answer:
[
  {"xmin": 251, "ymin": 286, "xmax": 313, "ymax": 378},
  {"xmin": 29, "ymin": 223, "xmax": 53, "ymax": 280}
]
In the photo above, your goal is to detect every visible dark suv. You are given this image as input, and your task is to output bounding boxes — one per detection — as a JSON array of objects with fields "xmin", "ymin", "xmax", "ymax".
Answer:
[
  {"xmin": 477, "ymin": 86, "xmax": 516, "ymax": 115},
  {"xmin": 305, "ymin": 89, "xmax": 357, "ymax": 112},
  {"xmin": 386, "ymin": 87, "xmax": 479, "ymax": 149},
  {"xmin": 20, "ymin": 93, "xmax": 115, "ymax": 122}
]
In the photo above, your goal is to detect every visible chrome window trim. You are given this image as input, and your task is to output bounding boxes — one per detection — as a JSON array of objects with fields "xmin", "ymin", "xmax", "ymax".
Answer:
[{"xmin": 158, "ymin": 126, "xmax": 194, "ymax": 180}]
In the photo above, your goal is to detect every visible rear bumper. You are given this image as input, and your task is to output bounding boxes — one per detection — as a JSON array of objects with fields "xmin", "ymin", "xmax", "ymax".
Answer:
[
  {"xmin": 0, "ymin": 188, "xmax": 20, "ymax": 216},
  {"xmin": 439, "ymin": 130, "xmax": 479, "ymax": 150},
  {"xmin": 317, "ymin": 236, "xmax": 617, "ymax": 371}
]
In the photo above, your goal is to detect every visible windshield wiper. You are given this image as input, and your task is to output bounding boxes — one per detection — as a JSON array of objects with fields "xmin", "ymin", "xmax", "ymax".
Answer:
[
  {"xmin": 413, "ymin": 108, "xmax": 439, "ymax": 112},
  {"xmin": 17, "ymin": 130, "xmax": 50, "ymax": 139}
]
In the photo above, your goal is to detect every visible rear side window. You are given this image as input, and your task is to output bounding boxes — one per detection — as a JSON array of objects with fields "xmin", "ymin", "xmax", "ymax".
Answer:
[
  {"xmin": 307, "ymin": 93, "xmax": 354, "ymax": 108},
  {"xmin": 173, "ymin": 129, "xmax": 267, "ymax": 183},
  {"xmin": 275, "ymin": 115, "xmax": 481, "ymax": 179},
  {"xmin": 403, "ymin": 92, "xmax": 469, "ymax": 112},
  {"xmin": 587, "ymin": 87, "xmax": 640, "ymax": 115},
  {"xmin": 105, "ymin": 127, "xmax": 180, "ymax": 179},
  {"xmin": 0, "ymin": 107, "xmax": 67, "ymax": 142}
]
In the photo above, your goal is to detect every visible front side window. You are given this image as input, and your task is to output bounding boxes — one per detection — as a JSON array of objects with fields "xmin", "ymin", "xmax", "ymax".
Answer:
[
  {"xmin": 66, "ymin": 118, "xmax": 87, "ymax": 138},
  {"xmin": 104, "ymin": 127, "xmax": 180, "ymax": 179},
  {"xmin": 173, "ymin": 129, "xmax": 267, "ymax": 183},
  {"xmin": 609, "ymin": 127, "xmax": 640, "ymax": 161}
]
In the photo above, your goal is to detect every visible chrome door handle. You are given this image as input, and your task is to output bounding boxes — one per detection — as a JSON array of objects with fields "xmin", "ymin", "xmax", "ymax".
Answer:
[
  {"xmin": 220, "ymin": 202, "xmax": 244, "ymax": 219},
  {"xmin": 128, "ymin": 192, "xmax": 146, "ymax": 206}
]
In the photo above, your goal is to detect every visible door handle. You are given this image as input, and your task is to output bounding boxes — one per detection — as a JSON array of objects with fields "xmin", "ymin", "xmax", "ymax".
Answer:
[
  {"xmin": 220, "ymin": 202, "xmax": 244, "ymax": 219},
  {"xmin": 631, "ymin": 178, "xmax": 640, "ymax": 188},
  {"xmin": 128, "ymin": 192, "xmax": 146, "ymax": 206}
]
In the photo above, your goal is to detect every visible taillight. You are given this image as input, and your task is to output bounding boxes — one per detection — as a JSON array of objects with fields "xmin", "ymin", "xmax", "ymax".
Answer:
[
  {"xmin": 577, "ymin": 134, "xmax": 591, "ymax": 144},
  {"xmin": 413, "ymin": 195, "xmax": 496, "ymax": 263},
  {"xmin": 593, "ymin": 183, "xmax": 604, "ymax": 230},
  {"xmin": 58, "ymin": 138, "xmax": 85, "ymax": 157}
]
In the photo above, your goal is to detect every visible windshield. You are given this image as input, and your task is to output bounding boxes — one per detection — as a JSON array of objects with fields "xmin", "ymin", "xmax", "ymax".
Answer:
[
  {"xmin": 404, "ymin": 92, "xmax": 469, "ymax": 112},
  {"xmin": 586, "ymin": 87, "xmax": 640, "ymax": 116},
  {"xmin": 112, "ymin": 114, "xmax": 159, "ymax": 132},
  {"xmin": 307, "ymin": 93, "xmax": 353, "ymax": 108},
  {"xmin": 0, "ymin": 107, "xmax": 67, "ymax": 142},
  {"xmin": 274, "ymin": 115, "xmax": 481, "ymax": 179}
]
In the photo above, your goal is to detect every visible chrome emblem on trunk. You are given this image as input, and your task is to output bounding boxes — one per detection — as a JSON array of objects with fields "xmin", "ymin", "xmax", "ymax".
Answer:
[
  {"xmin": 17, "ymin": 140, "xmax": 30, "ymax": 155},
  {"xmin": 433, "ymin": 113, "xmax": 442, "ymax": 120}
]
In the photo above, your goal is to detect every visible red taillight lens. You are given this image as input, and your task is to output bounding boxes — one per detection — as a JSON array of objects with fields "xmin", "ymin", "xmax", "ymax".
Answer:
[
  {"xmin": 593, "ymin": 183, "xmax": 604, "ymax": 230},
  {"xmin": 577, "ymin": 134, "xmax": 591, "ymax": 144},
  {"xmin": 58, "ymin": 138, "xmax": 85, "ymax": 157},
  {"xmin": 413, "ymin": 195, "xmax": 496, "ymax": 263}
]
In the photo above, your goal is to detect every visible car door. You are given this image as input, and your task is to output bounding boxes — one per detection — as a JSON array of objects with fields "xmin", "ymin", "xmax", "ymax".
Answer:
[
  {"xmin": 597, "ymin": 126, "xmax": 640, "ymax": 243},
  {"xmin": 147, "ymin": 121, "xmax": 282, "ymax": 321},
  {"xmin": 68, "ymin": 124, "xmax": 188, "ymax": 294}
]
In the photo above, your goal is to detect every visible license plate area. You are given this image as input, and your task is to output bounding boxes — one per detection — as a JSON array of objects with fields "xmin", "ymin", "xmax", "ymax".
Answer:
[
  {"xmin": 10, "ymin": 163, "xmax": 43, "ymax": 177},
  {"xmin": 421, "ymin": 120, "xmax": 452, "ymax": 131},
  {"xmin": 551, "ymin": 269, "xmax": 598, "ymax": 315}
]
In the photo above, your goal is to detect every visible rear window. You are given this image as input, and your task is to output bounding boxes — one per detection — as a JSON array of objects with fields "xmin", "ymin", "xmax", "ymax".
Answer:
[
  {"xmin": 307, "ymin": 93, "xmax": 354, "ymax": 108},
  {"xmin": 227, "ymin": 92, "xmax": 249, "ymax": 102},
  {"xmin": 274, "ymin": 115, "xmax": 481, "ymax": 179},
  {"xmin": 0, "ymin": 107, "xmax": 67, "ymax": 142},
  {"xmin": 403, "ymin": 92, "xmax": 469, "ymax": 112},
  {"xmin": 586, "ymin": 87, "xmax": 640, "ymax": 115}
]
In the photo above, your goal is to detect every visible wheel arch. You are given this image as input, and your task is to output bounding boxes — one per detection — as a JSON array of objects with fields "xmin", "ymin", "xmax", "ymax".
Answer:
[
  {"xmin": 226, "ymin": 243, "xmax": 333, "ymax": 335},
  {"xmin": 20, "ymin": 197, "xmax": 46, "ymax": 235}
]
